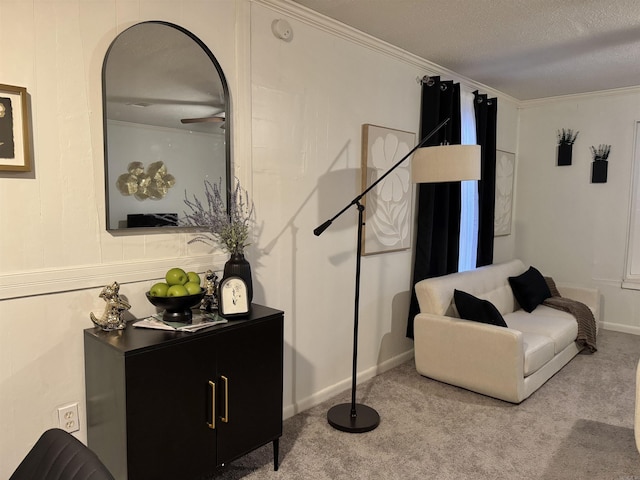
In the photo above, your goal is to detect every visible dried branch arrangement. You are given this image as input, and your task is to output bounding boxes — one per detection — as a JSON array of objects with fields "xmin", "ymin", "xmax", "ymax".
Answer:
[
  {"xmin": 557, "ymin": 128, "xmax": 579, "ymax": 145},
  {"xmin": 182, "ymin": 178, "xmax": 255, "ymax": 254},
  {"xmin": 590, "ymin": 144, "xmax": 611, "ymax": 161}
]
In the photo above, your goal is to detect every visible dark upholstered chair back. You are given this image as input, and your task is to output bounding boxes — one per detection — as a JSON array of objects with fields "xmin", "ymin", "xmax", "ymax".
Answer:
[{"xmin": 9, "ymin": 428, "xmax": 114, "ymax": 480}]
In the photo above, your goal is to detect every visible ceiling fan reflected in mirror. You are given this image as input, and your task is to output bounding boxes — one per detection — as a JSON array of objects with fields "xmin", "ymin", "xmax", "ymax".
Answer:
[{"xmin": 180, "ymin": 112, "xmax": 225, "ymax": 126}]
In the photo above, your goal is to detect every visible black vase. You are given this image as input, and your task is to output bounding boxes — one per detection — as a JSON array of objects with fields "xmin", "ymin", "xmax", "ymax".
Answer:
[
  {"xmin": 557, "ymin": 143, "xmax": 573, "ymax": 166},
  {"xmin": 591, "ymin": 160, "xmax": 608, "ymax": 183},
  {"xmin": 223, "ymin": 253, "xmax": 253, "ymax": 303}
]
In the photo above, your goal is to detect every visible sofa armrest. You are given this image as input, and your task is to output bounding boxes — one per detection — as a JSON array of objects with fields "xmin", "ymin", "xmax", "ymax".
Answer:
[
  {"xmin": 635, "ymin": 360, "xmax": 640, "ymax": 454},
  {"xmin": 556, "ymin": 283, "xmax": 600, "ymax": 328},
  {"xmin": 414, "ymin": 312, "xmax": 526, "ymax": 403}
]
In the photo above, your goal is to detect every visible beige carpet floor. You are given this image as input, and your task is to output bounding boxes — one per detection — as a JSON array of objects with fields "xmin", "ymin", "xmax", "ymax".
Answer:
[{"xmin": 210, "ymin": 330, "xmax": 640, "ymax": 479}]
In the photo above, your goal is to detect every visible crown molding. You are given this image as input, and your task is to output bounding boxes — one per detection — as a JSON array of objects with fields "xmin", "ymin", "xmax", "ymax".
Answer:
[
  {"xmin": 519, "ymin": 84, "xmax": 640, "ymax": 108},
  {"xmin": 252, "ymin": 0, "xmax": 519, "ymax": 105},
  {"xmin": 255, "ymin": 0, "xmax": 640, "ymax": 107}
]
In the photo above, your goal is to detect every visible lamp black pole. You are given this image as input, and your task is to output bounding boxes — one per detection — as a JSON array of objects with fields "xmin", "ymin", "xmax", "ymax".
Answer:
[{"xmin": 314, "ymin": 118, "xmax": 450, "ymax": 433}]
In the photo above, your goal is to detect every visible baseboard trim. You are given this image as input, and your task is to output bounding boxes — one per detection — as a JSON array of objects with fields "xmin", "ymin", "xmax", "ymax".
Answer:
[
  {"xmin": 283, "ymin": 349, "xmax": 415, "ymax": 420},
  {"xmin": 601, "ymin": 321, "xmax": 640, "ymax": 336}
]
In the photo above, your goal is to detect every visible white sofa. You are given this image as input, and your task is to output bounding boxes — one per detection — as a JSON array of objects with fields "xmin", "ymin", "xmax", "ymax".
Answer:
[
  {"xmin": 413, "ymin": 259, "xmax": 600, "ymax": 403},
  {"xmin": 633, "ymin": 362, "xmax": 640, "ymax": 452}
]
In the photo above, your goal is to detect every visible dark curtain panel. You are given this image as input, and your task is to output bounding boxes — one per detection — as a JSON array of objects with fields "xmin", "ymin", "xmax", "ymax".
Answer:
[
  {"xmin": 474, "ymin": 91, "xmax": 498, "ymax": 267},
  {"xmin": 406, "ymin": 77, "xmax": 462, "ymax": 338}
]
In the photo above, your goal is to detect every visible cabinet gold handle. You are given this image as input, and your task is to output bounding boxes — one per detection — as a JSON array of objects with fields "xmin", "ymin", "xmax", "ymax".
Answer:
[
  {"xmin": 207, "ymin": 380, "xmax": 216, "ymax": 430},
  {"xmin": 221, "ymin": 375, "xmax": 229, "ymax": 423}
]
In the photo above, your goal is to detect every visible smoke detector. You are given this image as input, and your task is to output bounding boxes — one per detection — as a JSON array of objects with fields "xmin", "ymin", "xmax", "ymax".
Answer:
[{"xmin": 272, "ymin": 19, "xmax": 293, "ymax": 42}]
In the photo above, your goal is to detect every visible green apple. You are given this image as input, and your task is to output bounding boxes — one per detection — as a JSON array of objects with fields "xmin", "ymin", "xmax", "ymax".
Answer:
[
  {"xmin": 186, "ymin": 271, "xmax": 200, "ymax": 285},
  {"xmin": 184, "ymin": 282, "xmax": 201, "ymax": 295},
  {"xmin": 165, "ymin": 267, "xmax": 188, "ymax": 286},
  {"xmin": 167, "ymin": 284, "xmax": 189, "ymax": 297},
  {"xmin": 149, "ymin": 282, "xmax": 169, "ymax": 297}
]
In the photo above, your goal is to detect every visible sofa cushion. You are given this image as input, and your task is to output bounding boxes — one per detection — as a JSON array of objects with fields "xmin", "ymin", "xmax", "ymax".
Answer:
[
  {"xmin": 504, "ymin": 306, "xmax": 578, "ymax": 354},
  {"xmin": 521, "ymin": 332, "xmax": 555, "ymax": 377},
  {"xmin": 415, "ymin": 260, "xmax": 525, "ymax": 317},
  {"xmin": 454, "ymin": 290, "xmax": 508, "ymax": 327},
  {"xmin": 508, "ymin": 266, "xmax": 551, "ymax": 313}
]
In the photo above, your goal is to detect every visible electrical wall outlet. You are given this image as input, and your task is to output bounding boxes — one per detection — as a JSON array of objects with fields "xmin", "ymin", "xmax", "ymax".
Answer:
[{"xmin": 57, "ymin": 403, "xmax": 80, "ymax": 433}]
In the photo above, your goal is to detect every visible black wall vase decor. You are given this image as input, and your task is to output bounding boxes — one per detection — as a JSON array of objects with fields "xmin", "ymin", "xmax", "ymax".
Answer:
[
  {"xmin": 557, "ymin": 128, "xmax": 579, "ymax": 166},
  {"xmin": 558, "ymin": 143, "xmax": 573, "ymax": 166},
  {"xmin": 590, "ymin": 144, "xmax": 611, "ymax": 183},
  {"xmin": 592, "ymin": 161, "xmax": 608, "ymax": 183}
]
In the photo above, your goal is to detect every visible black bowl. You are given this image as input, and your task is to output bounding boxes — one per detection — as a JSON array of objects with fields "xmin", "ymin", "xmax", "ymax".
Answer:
[{"xmin": 146, "ymin": 291, "xmax": 205, "ymax": 323}]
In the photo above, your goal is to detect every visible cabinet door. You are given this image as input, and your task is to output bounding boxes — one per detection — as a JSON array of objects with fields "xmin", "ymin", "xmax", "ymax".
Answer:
[
  {"xmin": 216, "ymin": 317, "xmax": 283, "ymax": 465},
  {"xmin": 125, "ymin": 338, "xmax": 217, "ymax": 480}
]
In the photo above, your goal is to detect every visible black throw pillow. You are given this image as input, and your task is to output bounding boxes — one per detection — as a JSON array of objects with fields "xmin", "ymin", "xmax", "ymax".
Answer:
[
  {"xmin": 454, "ymin": 289, "xmax": 508, "ymax": 327},
  {"xmin": 508, "ymin": 266, "xmax": 551, "ymax": 313}
]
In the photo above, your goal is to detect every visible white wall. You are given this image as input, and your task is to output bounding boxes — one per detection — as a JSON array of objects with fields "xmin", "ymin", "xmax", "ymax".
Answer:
[
  {"xmin": 248, "ymin": 0, "xmax": 519, "ymax": 415},
  {"xmin": 0, "ymin": 1, "xmax": 237, "ymax": 475},
  {"xmin": 0, "ymin": 0, "xmax": 519, "ymax": 475},
  {"xmin": 516, "ymin": 89, "xmax": 640, "ymax": 333}
]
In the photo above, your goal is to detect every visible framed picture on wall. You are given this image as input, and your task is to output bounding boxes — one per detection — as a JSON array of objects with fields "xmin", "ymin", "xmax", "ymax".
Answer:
[
  {"xmin": 495, "ymin": 149, "xmax": 515, "ymax": 236},
  {"xmin": 0, "ymin": 84, "xmax": 31, "ymax": 172},
  {"xmin": 361, "ymin": 124, "xmax": 415, "ymax": 255}
]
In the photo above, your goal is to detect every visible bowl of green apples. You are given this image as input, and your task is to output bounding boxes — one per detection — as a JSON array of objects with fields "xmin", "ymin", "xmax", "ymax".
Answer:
[{"xmin": 147, "ymin": 268, "xmax": 204, "ymax": 323}]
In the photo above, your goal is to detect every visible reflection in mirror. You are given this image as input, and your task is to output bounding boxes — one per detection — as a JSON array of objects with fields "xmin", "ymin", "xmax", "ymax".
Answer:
[{"xmin": 103, "ymin": 21, "xmax": 230, "ymax": 231}]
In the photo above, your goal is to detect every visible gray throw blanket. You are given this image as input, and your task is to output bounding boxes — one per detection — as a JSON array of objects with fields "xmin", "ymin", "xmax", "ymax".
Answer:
[{"xmin": 543, "ymin": 277, "xmax": 597, "ymax": 353}]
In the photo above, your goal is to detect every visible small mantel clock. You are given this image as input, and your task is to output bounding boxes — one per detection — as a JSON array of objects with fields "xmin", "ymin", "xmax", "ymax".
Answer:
[{"xmin": 218, "ymin": 275, "xmax": 250, "ymax": 318}]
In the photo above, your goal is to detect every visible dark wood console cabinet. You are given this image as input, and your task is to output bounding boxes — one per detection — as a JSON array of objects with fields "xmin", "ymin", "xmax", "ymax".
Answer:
[{"xmin": 84, "ymin": 304, "xmax": 284, "ymax": 480}]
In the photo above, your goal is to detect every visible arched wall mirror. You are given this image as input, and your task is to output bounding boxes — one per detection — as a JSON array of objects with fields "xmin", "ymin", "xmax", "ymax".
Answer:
[{"xmin": 103, "ymin": 21, "xmax": 231, "ymax": 231}]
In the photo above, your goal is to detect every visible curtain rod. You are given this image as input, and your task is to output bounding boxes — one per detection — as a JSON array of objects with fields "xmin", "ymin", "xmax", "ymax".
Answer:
[
  {"xmin": 417, "ymin": 75, "xmax": 493, "ymax": 104},
  {"xmin": 416, "ymin": 75, "xmax": 435, "ymax": 86},
  {"xmin": 417, "ymin": 75, "xmax": 448, "ymax": 91}
]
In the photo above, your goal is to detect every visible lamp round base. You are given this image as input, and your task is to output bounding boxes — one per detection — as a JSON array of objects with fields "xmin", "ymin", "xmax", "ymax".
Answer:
[{"xmin": 327, "ymin": 403, "xmax": 380, "ymax": 433}]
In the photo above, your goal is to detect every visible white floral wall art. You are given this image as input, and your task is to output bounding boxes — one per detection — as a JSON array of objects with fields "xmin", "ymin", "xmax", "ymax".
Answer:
[
  {"xmin": 361, "ymin": 124, "xmax": 415, "ymax": 255},
  {"xmin": 494, "ymin": 150, "xmax": 515, "ymax": 236}
]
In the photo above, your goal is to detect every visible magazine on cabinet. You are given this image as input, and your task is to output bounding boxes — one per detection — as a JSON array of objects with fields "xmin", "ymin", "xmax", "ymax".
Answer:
[{"xmin": 133, "ymin": 311, "xmax": 227, "ymax": 332}]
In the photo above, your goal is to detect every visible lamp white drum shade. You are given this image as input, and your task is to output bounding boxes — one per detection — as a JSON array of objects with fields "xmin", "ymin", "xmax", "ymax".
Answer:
[{"xmin": 411, "ymin": 145, "xmax": 481, "ymax": 183}]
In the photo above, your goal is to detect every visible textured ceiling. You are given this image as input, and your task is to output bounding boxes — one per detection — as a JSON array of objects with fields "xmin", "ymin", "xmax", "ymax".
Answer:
[{"xmin": 290, "ymin": 0, "xmax": 640, "ymax": 100}]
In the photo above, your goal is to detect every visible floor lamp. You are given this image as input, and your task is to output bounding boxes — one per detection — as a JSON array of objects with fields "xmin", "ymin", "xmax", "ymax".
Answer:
[{"xmin": 314, "ymin": 118, "xmax": 481, "ymax": 433}]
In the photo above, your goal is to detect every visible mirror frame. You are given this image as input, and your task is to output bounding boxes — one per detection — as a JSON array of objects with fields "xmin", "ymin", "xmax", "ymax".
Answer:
[{"xmin": 102, "ymin": 20, "xmax": 231, "ymax": 233}]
